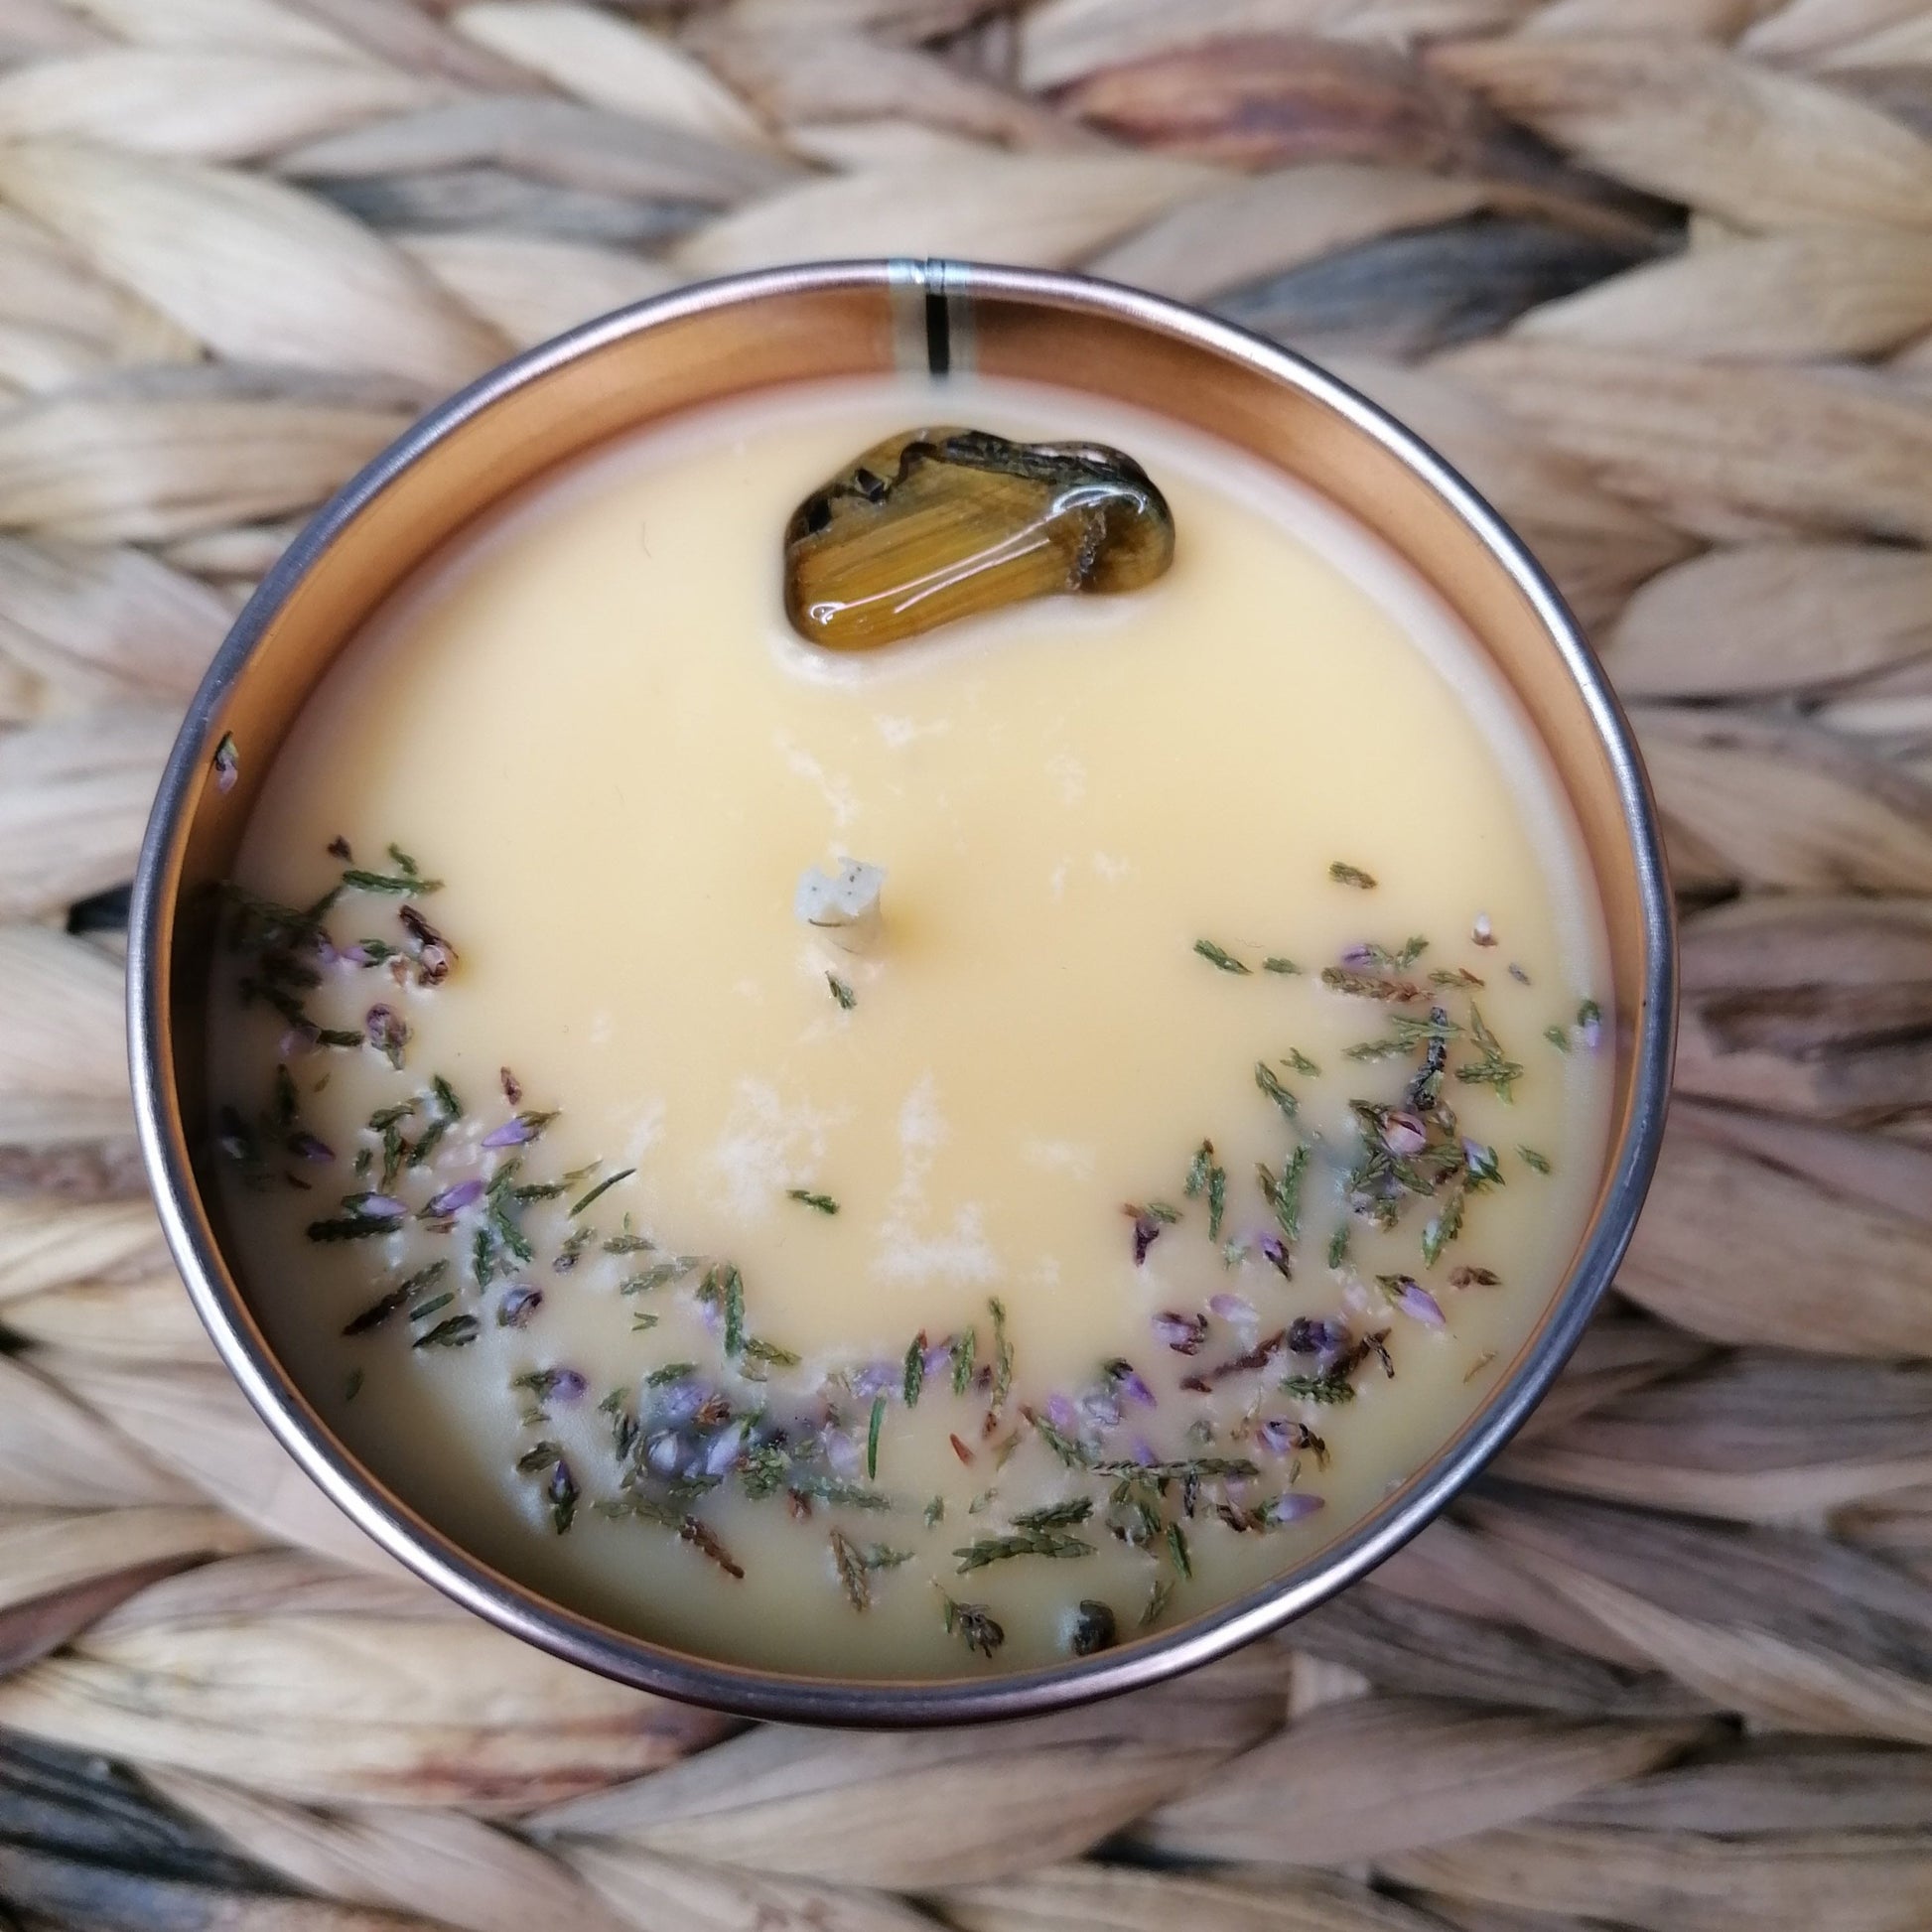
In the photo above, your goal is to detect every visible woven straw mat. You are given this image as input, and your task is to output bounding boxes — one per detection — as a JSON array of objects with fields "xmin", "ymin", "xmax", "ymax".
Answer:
[{"xmin": 3, "ymin": 1, "xmax": 1932, "ymax": 1928}]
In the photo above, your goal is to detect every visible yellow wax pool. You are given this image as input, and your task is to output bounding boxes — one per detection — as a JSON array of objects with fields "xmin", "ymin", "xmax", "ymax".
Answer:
[{"xmin": 207, "ymin": 373, "xmax": 1612, "ymax": 1677}]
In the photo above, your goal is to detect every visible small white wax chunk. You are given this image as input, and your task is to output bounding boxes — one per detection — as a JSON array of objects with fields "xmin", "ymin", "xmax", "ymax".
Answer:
[{"xmin": 794, "ymin": 857, "xmax": 887, "ymax": 954}]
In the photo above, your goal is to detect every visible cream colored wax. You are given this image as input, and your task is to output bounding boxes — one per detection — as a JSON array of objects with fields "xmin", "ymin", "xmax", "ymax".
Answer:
[{"xmin": 207, "ymin": 373, "xmax": 1612, "ymax": 1677}]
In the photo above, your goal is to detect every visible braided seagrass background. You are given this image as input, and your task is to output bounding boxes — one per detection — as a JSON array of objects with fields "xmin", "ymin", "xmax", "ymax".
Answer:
[{"xmin": 3, "ymin": 0, "xmax": 1932, "ymax": 1926}]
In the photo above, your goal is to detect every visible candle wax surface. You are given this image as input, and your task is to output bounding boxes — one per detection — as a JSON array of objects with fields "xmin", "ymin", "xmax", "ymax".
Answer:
[{"xmin": 208, "ymin": 372, "xmax": 1613, "ymax": 1679}]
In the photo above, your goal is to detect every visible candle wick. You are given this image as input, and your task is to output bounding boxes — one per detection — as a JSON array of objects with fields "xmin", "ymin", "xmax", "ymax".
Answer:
[{"xmin": 794, "ymin": 857, "xmax": 886, "ymax": 956}]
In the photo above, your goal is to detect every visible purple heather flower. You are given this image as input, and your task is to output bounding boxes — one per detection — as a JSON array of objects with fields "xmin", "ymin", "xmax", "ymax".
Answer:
[
  {"xmin": 496, "ymin": 1283, "xmax": 542, "ymax": 1327},
  {"xmin": 1152, "ymin": 1310, "xmax": 1208, "ymax": 1354},
  {"xmin": 703, "ymin": 1422, "xmax": 746, "ymax": 1477},
  {"xmin": 1080, "ymin": 1389, "xmax": 1122, "ymax": 1431},
  {"xmin": 364, "ymin": 1005, "xmax": 407, "ymax": 1063},
  {"xmin": 851, "ymin": 1359, "xmax": 899, "ymax": 1399},
  {"xmin": 1389, "ymin": 1277, "xmax": 1447, "ymax": 1328},
  {"xmin": 1265, "ymin": 1492, "xmax": 1326, "ymax": 1524},
  {"xmin": 1287, "ymin": 1314, "xmax": 1347, "ymax": 1356},
  {"xmin": 654, "ymin": 1380, "xmax": 705, "ymax": 1426},
  {"xmin": 423, "ymin": 1177, "xmax": 484, "ymax": 1216}
]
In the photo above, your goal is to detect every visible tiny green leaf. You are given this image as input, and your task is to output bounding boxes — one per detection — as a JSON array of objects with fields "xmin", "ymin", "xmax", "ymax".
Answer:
[
  {"xmin": 569, "ymin": 1167, "xmax": 635, "ymax": 1217},
  {"xmin": 1193, "ymin": 938, "xmax": 1250, "ymax": 974}
]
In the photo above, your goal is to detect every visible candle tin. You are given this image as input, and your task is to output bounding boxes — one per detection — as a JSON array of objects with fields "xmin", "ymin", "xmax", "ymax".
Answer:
[{"xmin": 129, "ymin": 260, "xmax": 1675, "ymax": 1725}]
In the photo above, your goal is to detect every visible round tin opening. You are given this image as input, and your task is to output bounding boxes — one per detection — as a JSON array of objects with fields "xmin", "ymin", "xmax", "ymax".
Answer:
[{"xmin": 130, "ymin": 261, "xmax": 1674, "ymax": 1725}]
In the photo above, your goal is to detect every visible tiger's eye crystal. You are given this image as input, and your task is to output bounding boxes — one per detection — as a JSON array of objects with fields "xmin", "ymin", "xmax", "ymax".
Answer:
[{"xmin": 784, "ymin": 426, "xmax": 1174, "ymax": 649}]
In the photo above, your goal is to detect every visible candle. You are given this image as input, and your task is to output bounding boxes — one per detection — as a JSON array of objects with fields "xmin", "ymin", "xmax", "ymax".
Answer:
[{"xmin": 206, "ymin": 372, "xmax": 1611, "ymax": 1678}]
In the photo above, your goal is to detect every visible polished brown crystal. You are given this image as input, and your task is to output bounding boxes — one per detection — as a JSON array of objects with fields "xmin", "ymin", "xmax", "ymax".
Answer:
[{"xmin": 783, "ymin": 427, "xmax": 1174, "ymax": 649}]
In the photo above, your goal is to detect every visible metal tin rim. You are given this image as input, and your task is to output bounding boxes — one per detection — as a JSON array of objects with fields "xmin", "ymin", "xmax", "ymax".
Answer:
[{"xmin": 129, "ymin": 258, "xmax": 1676, "ymax": 1726}]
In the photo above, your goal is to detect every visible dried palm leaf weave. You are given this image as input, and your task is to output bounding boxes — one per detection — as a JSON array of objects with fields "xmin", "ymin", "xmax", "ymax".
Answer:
[{"xmin": 2, "ymin": 2, "xmax": 1932, "ymax": 1927}]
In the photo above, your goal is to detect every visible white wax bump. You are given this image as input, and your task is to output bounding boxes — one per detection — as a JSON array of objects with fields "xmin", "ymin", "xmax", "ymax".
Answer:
[{"xmin": 793, "ymin": 856, "xmax": 886, "ymax": 954}]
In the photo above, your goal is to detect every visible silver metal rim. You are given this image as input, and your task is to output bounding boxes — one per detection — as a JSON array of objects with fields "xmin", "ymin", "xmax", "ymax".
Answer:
[{"xmin": 129, "ymin": 258, "xmax": 1676, "ymax": 1726}]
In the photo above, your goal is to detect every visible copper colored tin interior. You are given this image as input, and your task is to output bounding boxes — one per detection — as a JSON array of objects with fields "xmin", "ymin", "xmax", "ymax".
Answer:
[{"xmin": 129, "ymin": 260, "xmax": 1674, "ymax": 1725}]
